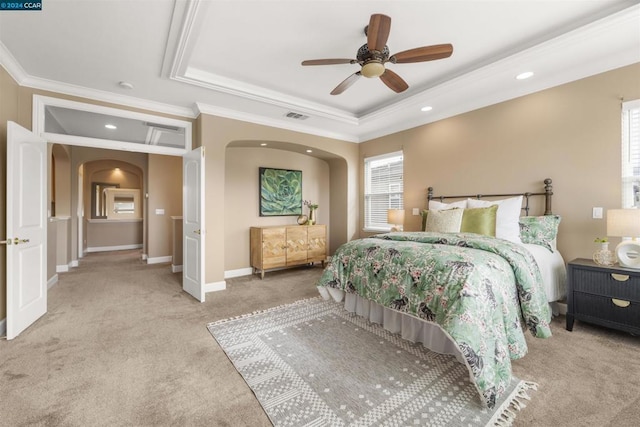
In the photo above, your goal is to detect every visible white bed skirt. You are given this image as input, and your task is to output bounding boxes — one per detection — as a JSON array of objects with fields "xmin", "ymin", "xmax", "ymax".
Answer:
[{"xmin": 317, "ymin": 286, "xmax": 465, "ymax": 364}]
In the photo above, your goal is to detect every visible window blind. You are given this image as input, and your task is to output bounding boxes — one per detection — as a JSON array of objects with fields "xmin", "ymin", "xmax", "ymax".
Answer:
[
  {"xmin": 364, "ymin": 151, "xmax": 403, "ymax": 230},
  {"xmin": 622, "ymin": 99, "xmax": 640, "ymax": 208}
]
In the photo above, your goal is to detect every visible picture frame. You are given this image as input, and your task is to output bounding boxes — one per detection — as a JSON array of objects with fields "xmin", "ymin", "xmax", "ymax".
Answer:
[{"xmin": 259, "ymin": 167, "xmax": 303, "ymax": 216}]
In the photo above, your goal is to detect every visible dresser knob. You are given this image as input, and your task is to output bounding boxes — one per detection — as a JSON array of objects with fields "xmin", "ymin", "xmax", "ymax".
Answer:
[
  {"xmin": 612, "ymin": 298, "xmax": 631, "ymax": 308},
  {"xmin": 611, "ymin": 273, "xmax": 630, "ymax": 282}
]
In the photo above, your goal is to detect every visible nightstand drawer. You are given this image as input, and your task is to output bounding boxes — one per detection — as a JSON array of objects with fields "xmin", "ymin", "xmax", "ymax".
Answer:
[
  {"xmin": 574, "ymin": 292, "xmax": 640, "ymax": 328},
  {"xmin": 571, "ymin": 268, "xmax": 640, "ymax": 301}
]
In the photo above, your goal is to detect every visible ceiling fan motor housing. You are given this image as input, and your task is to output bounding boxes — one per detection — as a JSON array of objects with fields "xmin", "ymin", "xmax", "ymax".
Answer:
[
  {"xmin": 357, "ymin": 44, "xmax": 390, "ymax": 62},
  {"xmin": 357, "ymin": 44, "xmax": 390, "ymax": 78}
]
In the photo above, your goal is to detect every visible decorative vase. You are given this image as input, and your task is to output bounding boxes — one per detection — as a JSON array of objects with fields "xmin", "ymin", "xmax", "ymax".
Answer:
[
  {"xmin": 308, "ymin": 208, "xmax": 316, "ymax": 225},
  {"xmin": 593, "ymin": 242, "xmax": 616, "ymax": 266}
]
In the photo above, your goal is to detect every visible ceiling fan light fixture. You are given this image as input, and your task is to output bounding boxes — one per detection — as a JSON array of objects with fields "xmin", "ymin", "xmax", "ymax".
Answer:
[{"xmin": 361, "ymin": 61, "xmax": 385, "ymax": 78}]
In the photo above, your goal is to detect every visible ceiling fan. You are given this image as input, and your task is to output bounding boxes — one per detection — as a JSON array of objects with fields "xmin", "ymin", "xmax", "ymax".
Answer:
[{"xmin": 301, "ymin": 14, "xmax": 453, "ymax": 95}]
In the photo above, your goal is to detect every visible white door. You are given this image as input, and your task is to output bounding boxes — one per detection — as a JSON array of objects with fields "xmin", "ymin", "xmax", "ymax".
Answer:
[
  {"xmin": 5, "ymin": 122, "xmax": 48, "ymax": 339},
  {"xmin": 182, "ymin": 146, "xmax": 205, "ymax": 302}
]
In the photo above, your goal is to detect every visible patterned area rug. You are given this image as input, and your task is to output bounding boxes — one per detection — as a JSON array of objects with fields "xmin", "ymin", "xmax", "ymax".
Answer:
[{"xmin": 207, "ymin": 298, "xmax": 536, "ymax": 427}]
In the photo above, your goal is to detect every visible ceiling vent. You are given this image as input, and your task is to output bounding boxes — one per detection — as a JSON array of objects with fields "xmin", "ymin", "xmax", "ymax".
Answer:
[{"xmin": 285, "ymin": 112, "xmax": 309, "ymax": 120}]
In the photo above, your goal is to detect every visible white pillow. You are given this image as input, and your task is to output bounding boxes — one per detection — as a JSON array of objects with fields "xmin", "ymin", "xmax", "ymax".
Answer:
[
  {"xmin": 428, "ymin": 199, "xmax": 467, "ymax": 211},
  {"xmin": 467, "ymin": 196, "xmax": 523, "ymax": 243},
  {"xmin": 425, "ymin": 208, "xmax": 464, "ymax": 233}
]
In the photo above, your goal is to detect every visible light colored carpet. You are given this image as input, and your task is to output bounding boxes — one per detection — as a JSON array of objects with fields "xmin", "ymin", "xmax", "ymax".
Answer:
[
  {"xmin": 1, "ymin": 249, "xmax": 639, "ymax": 426},
  {"xmin": 208, "ymin": 297, "xmax": 535, "ymax": 426}
]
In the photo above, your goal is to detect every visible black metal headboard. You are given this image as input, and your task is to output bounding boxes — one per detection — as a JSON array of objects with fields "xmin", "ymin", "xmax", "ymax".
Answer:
[{"xmin": 427, "ymin": 178, "xmax": 553, "ymax": 216}]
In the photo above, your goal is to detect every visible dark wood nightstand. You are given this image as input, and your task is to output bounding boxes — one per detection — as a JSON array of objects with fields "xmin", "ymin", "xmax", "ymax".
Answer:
[{"xmin": 566, "ymin": 258, "xmax": 640, "ymax": 334}]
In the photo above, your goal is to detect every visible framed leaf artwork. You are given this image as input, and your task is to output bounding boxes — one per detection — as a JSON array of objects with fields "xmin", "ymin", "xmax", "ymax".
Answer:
[{"xmin": 259, "ymin": 167, "xmax": 303, "ymax": 216}]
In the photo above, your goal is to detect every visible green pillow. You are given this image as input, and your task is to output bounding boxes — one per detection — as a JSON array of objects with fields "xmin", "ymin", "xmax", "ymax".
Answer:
[
  {"xmin": 519, "ymin": 215, "xmax": 561, "ymax": 252},
  {"xmin": 460, "ymin": 205, "xmax": 498, "ymax": 236},
  {"xmin": 421, "ymin": 209, "xmax": 428, "ymax": 231}
]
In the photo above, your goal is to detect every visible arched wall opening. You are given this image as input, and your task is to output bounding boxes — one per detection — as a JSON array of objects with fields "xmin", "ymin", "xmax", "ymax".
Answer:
[
  {"xmin": 81, "ymin": 159, "xmax": 144, "ymax": 254},
  {"xmin": 223, "ymin": 139, "xmax": 351, "ymax": 275}
]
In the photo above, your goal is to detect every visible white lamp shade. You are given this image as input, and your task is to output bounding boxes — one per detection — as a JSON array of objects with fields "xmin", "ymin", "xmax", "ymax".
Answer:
[
  {"xmin": 606, "ymin": 209, "xmax": 640, "ymax": 237},
  {"xmin": 387, "ymin": 209, "xmax": 405, "ymax": 226},
  {"xmin": 607, "ymin": 209, "xmax": 640, "ymax": 269}
]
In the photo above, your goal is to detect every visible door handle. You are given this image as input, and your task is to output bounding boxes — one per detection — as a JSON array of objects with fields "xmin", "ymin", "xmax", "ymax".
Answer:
[
  {"xmin": 0, "ymin": 238, "xmax": 30, "ymax": 245},
  {"xmin": 193, "ymin": 229, "xmax": 201, "ymax": 235}
]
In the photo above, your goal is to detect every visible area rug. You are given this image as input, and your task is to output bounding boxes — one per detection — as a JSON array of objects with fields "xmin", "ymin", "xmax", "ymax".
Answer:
[{"xmin": 207, "ymin": 298, "xmax": 536, "ymax": 427}]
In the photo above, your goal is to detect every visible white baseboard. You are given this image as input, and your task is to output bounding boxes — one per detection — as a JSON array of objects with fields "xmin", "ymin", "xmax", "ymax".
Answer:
[
  {"xmin": 141, "ymin": 253, "xmax": 148, "ymax": 260},
  {"xmin": 147, "ymin": 255, "xmax": 172, "ymax": 265},
  {"xmin": 86, "ymin": 244, "xmax": 143, "ymax": 253},
  {"xmin": 48, "ymin": 274, "xmax": 58, "ymax": 289},
  {"xmin": 204, "ymin": 280, "xmax": 226, "ymax": 293},
  {"xmin": 56, "ymin": 264, "xmax": 69, "ymax": 273},
  {"xmin": 0, "ymin": 317, "xmax": 6, "ymax": 337},
  {"xmin": 171, "ymin": 264, "xmax": 183, "ymax": 273},
  {"xmin": 71, "ymin": 259, "xmax": 79, "ymax": 267},
  {"xmin": 552, "ymin": 301, "xmax": 568, "ymax": 316},
  {"xmin": 224, "ymin": 267, "xmax": 253, "ymax": 279}
]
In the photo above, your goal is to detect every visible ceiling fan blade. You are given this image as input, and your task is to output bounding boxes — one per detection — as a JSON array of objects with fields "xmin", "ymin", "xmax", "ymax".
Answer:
[
  {"xmin": 367, "ymin": 14, "xmax": 391, "ymax": 52},
  {"xmin": 331, "ymin": 72, "xmax": 361, "ymax": 95},
  {"xmin": 302, "ymin": 59, "xmax": 355, "ymax": 66},
  {"xmin": 380, "ymin": 69, "xmax": 408, "ymax": 93},
  {"xmin": 391, "ymin": 44, "xmax": 453, "ymax": 63}
]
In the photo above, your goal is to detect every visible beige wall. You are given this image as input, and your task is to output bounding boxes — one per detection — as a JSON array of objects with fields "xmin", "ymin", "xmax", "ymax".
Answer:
[
  {"xmin": 224, "ymin": 147, "xmax": 331, "ymax": 271},
  {"xmin": 359, "ymin": 63, "xmax": 640, "ymax": 263},
  {"xmin": 86, "ymin": 220, "xmax": 143, "ymax": 248},
  {"xmin": 52, "ymin": 144, "xmax": 71, "ymax": 217},
  {"xmin": 198, "ymin": 114, "xmax": 359, "ymax": 286},
  {"xmin": 147, "ymin": 154, "xmax": 182, "ymax": 259}
]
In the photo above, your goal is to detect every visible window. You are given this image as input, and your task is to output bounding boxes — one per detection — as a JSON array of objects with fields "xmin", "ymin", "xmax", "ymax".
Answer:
[
  {"xmin": 622, "ymin": 99, "xmax": 640, "ymax": 208},
  {"xmin": 364, "ymin": 151, "xmax": 404, "ymax": 231}
]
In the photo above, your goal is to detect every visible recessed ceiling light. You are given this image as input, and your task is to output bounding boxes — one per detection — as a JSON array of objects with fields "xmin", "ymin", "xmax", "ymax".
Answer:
[
  {"xmin": 105, "ymin": 124, "xmax": 117, "ymax": 130},
  {"xmin": 421, "ymin": 106, "xmax": 433, "ymax": 112},
  {"xmin": 118, "ymin": 81, "xmax": 134, "ymax": 90},
  {"xmin": 260, "ymin": 143, "xmax": 267, "ymax": 146},
  {"xmin": 306, "ymin": 149, "xmax": 313, "ymax": 153},
  {"xmin": 516, "ymin": 71, "xmax": 534, "ymax": 80}
]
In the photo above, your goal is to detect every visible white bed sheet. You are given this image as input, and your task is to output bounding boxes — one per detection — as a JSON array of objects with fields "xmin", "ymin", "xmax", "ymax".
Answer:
[
  {"xmin": 317, "ymin": 242, "xmax": 567, "ymax": 362},
  {"xmin": 522, "ymin": 243, "xmax": 566, "ymax": 303}
]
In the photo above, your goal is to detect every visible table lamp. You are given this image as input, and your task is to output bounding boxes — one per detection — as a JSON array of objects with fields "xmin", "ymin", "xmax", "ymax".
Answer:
[
  {"xmin": 606, "ymin": 209, "xmax": 640, "ymax": 269},
  {"xmin": 387, "ymin": 209, "xmax": 405, "ymax": 232}
]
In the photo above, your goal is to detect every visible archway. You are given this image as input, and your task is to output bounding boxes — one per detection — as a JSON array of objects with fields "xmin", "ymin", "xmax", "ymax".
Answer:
[
  {"xmin": 223, "ymin": 139, "xmax": 350, "ymax": 276},
  {"xmin": 81, "ymin": 159, "xmax": 144, "ymax": 255}
]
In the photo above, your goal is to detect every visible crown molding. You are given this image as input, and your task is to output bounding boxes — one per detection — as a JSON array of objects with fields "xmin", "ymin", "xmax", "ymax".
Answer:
[
  {"xmin": 194, "ymin": 102, "xmax": 359, "ymax": 143},
  {"xmin": 177, "ymin": 68, "xmax": 359, "ymax": 125},
  {"xmin": 20, "ymin": 75, "xmax": 196, "ymax": 118},
  {"xmin": 0, "ymin": 41, "xmax": 28, "ymax": 84},
  {"xmin": 1, "ymin": 40, "xmax": 195, "ymax": 119},
  {"xmin": 167, "ymin": 0, "xmax": 359, "ymax": 126}
]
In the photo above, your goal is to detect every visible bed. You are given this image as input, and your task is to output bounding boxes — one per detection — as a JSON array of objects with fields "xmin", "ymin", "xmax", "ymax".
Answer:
[{"xmin": 316, "ymin": 179, "xmax": 566, "ymax": 408}]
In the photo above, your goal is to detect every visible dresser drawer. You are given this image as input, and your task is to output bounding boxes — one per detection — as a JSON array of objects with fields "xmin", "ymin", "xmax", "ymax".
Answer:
[
  {"xmin": 571, "ymin": 268, "xmax": 640, "ymax": 301},
  {"xmin": 574, "ymin": 292, "xmax": 640, "ymax": 328}
]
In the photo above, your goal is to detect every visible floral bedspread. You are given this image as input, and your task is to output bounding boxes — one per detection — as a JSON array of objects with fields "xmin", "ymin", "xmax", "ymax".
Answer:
[{"xmin": 316, "ymin": 231, "xmax": 552, "ymax": 408}]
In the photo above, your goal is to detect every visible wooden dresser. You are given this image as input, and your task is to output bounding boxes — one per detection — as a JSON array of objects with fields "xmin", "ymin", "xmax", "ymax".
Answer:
[{"xmin": 250, "ymin": 224, "xmax": 327, "ymax": 278}]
